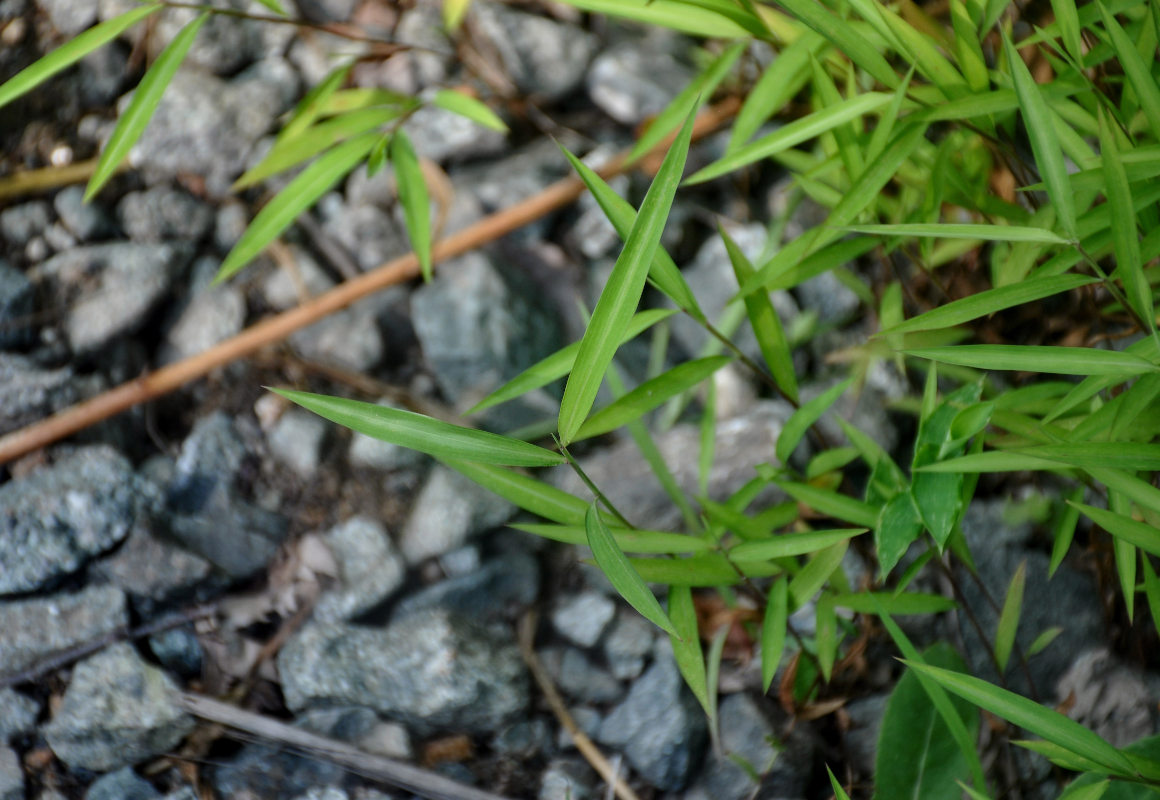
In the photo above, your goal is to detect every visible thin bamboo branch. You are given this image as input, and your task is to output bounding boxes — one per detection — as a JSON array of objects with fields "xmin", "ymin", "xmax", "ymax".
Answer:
[{"xmin": 0, "ymin": 98, "xmax": 739, "ymax": 465}]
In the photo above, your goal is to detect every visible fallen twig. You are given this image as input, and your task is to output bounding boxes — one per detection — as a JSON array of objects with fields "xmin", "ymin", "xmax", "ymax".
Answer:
[
  {"xmin": 176, "ymin": 692, "xmax": 516, "ymax": 800},
  {"xmin": 0, "ymin": 98, "xmax": 738, "ymax": 465}
]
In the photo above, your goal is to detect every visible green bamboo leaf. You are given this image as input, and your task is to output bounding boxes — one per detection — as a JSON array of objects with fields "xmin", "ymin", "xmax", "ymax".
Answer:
[
  {"xmin": 669, "ymin": 585, "xmax": 711, "ymax": 715},
  {"xmin": 699, "ymin": 377, "xmax": 715, "ymax": 496},
  {"xmin": 274, "ymin": 389, "xmax": 565, "ymax": 467},
  {"xmin": 1087, "ymin": 467, "xmax": 1160, "ymax": 516},
  {"xmin": 1057, "ymin": 781, "xmax": 1111, "ymax": 800},
  {"xmin": 431, "ymin": 88, "xmax": 508, "ymax": 132},
  {"xmin": 586, "ymin": 504, "xmax": 678, "ymax": 636},
  {"xmin": 994, "ymin": 560, "xmax": 1026, "ymax": 673},
  {"xmin": 951, "ymin": 0, "xmax": 989, "ymax": 91},
  {"xmin": 1050, "ymin": 0, "xmax": 1084, "ymax": 63},
  {"xmin": 468, "ymin": 309, "xmax": 675, "ymax": 415},
  {"xmin": 1143, "ymin": 557, "xmax": 1160, "ymax": 642},
  {"xmin": 777, "ymin": 379, "xmax": 851, "ymax": 465},
  {"xmin": 86, "ymin": 12, "xmax": 208, "ymax": 201},
  {"xmin": 442, "ymin": 461, "xmax": 588, "ymax": 525},
  {"xmin": 806, "ymin": 447, "xmax": 860, "ymax": 479},
  {"xmin": 443, "ymin": 0, "xmax": 472, "ymax": 30},
  {"xmin": 810, "ymin": 56, "xmax": 863, "ymax": 179},
  {"xmin": 1014, "ymin": 740, "xmax": 1112, "ymax": 774},
  {"xmin": 1049, "ymin": 487, "xmax": 1084, "ymax": 577},
  {"xmin": 777, "ymin": 481, "xmax": 880, "ymax": 528},
  {"xmin": 532, "ymin": 0, "xmax": 753, "ymax": 37},
  {"xmin": 559, "ymin": 147, "xmax": 701, "ymax": 316},
  {"xmin": 0, "ymin": 3, "xmax": 162, "ymax": 110},
  {"xmin": 254, "ymin": 0, "xmax": 288, "ymax": 13},
  {"xmin": 871, "ymin": 1, "xmax": 967, "ymax": 96},
  {"xmin": 845, "ymin": 223, "xmax": 1070, "ymax": 244},
  {"xmin": 729, "ymin": 528, "xmax": 866, "ymax": 561},
  {"xmin": 277, "ymin": 63, "xmax": 353, "ymax": 144},
  {"xmin": 831, "ymin": 591, "xmax": 956, "ymax": 615},
  {"xmin": 1109, "ymin": 374, "xmax": 1160, "ymax": 440},
  {"xmin": 878, "ymin": 275, "xmax": 1099, "ymax": 336},
  {"xmin": 217, "ymin": 133, "xmax": 378, "ymax": 282},
  {"xmin": 827, "ymin": 765, "xmax": 852, "ymax": 800},
  {"xmin": 573, "ymin": 356, "xmax": 731, "ymax": 441},
  {"xmin": 626, "ymin": 554, "xmax": 748, "ymax": 586},
  {"xmin": 922, "ymin": 443, "xmax": 1160, "ymax": 473},
  {"xmin": 685, "ymin": 92, "xmax": 892, "ymax": 185},
  {"xmin": 559, "ymin": 111, "xmax": 695, "ymax": 444},
  {"xmin": 1115, "ymin": 532, "xmax": 1137, "ymax": 621},
  {"xmin": 728, "ymin": 32, "xmax": 824, "ymax": 151},
  {"xmin": 825, "ymin": 121, "xmax": 929, "ymax": 231},
  {"xmin": 628, "ymin": 41, "xmax": 746, "ymax": 164},
  {"xmin": 739, "ymin": 236, "xmax": 877, "ymax": 298},
  {"xmin": 389, "ymin": 130, "xmax": 432, "ymax": 282},
  {"xmin": 915, "ymin": 89, "xmax": 1020, "ymax": 123},
  {"xmin": 234, "ymin": 107, "xmax": 399, "ymax": 190},
  {"xmin": 776, "ymin": 0, "xmax": 900, "ymax": 88},
  {"xmin": 876, "ymin": 491, "xmax": 924, "ymax": 576},
  {"xmin": 875, "ymin": 603, "xmax": 987, "ymax": 793},
  {"xmin": 915, "ymin": 451, "xmax": 1070, "ymax": 473},
  {"xmin": 1003, "ymin": 30, "xmax": 1077, "ymax": 240},
  {"xmin": 761, "ymin": 577, "xmax": 789, "ymax": 693},
  {"xmin": 512, "ymin": 523, "xmax": 712, "ymax": 553},
  {"xmin": 905, "ymin": 345, "xmax": 1160, "ymax": 375},
  {"xmin": 875, "ymin": 643, "xmax": 981, "ymax": 800},
  {"xmin": 1099, "ymin": 108, "xmax": 1154, "ymax": 334},
  {"xmin": 1097, "ymin": 3, "xmax": 1160, "ymax": 143},
  {"xmin": 902, "ymin": 660, "xmax": 1136, "ymax": 776},
  {"xmin": 816, "ymin": 595, "xmax": 837, "ymax": 681},
  {"xmin": 788, "ymin": 540, "xmax": 848, "ymax": 606},
  {"xmin": 1071, "ymin": 502, "xmax": 1160, "ymax": 558},
  {"xmin": 721, "ymin": 225, "xmax": 799, "ymax": 402},
  {"xmin": 1026, "ymin": 626, "xmax": 1063, "ymax": 657}
]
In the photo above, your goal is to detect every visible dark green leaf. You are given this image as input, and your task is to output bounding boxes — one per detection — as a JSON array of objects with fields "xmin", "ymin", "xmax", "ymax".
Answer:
[
  {"xmin": 586, "ymin": 504, "xmax": 678, "ymax": 636},
  {"xmin": 390, "ymin": 130, "xmax": 432, "ymax": 281}
]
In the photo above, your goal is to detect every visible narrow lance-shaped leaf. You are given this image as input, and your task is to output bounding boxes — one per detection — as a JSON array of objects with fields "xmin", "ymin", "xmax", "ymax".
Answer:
[
  {"xmin": 86, "ymin": 13, "xmax": 209, "ymax": 200},
  {"xmin": 1003, "ymin": 29, "xmax": 1077, "ymax": 240},
  {"xmin": 994, "ymin": 560, "xmax": 1026, "ymax": 673},
  {"xmin": 777, "ymin": 378, "xmax": 851, "ymax": 465},
  {"xmin": 277, "ymin": 63, "xmax": 353, "ymax": 145},
  {"xmin": 904, "ymin": 344, "xmax": 1160, "ymax": 375},
  {"xmin": 1098, "ymin": 107, "xmax": 1154, "ymax": 335},
  {"xmin": 274, "ymin": 389, "xmax": 565, "ymax": 467},
  {"xmin": 775, "ymin": 0, "xmax": 900, "ymax": 88},
  {"xmin": 668, "ymin": 585, "xmax": 711, "ymax": 715},
  {"xmin": 513, "ymin": 523, "xmax": 712, "ymax": 553},
  {"xmin": 845, "ymin": 223, "xmax": 1069, "ymax": 244},
  {"xmin": 216, "ymin": 133, "xmax": 379, "ymax": 282},
  {"xmin": 573, "ymin": 356, "xmax": 732, "ymax": 441},
  {"xmin": 951, "ymin": 0, "xmax": 989, "ymax": 91},
  {"xmin": 728, "ymin": 32, "xmax": 824, "ymax": 151},
  {"xmin": 902, "ymin": 660, "xmax": 1136, "ymax": 776},
  {"xmin": 1097, "ymin": 3, "xmax": 1160, "ymax": 143},
  {"xmin": 720, "ymin": 225, "xmax": 799, "ymax": 403},
  {"xmin": 761, "ymin": 577, "xmax": 789, "ymax": 693},
  {"xmin": 729, "ymin": 528, "xmax": 866, "ymax": 561},
  {"xmin": 628, "ymin": 42, "xmax": 746, "ymax": 164},
  {"xmin": 431, "ymin": 89, "xmax": 508, "ymax": 132},
  {"xmin": 442, "ymin": 460, "xmax": 589, "ymax": 525},
  {"xmin": 1071, "ymin": 502, "xmax": 1160, "ymax": 558},
  {"xmin": 1050, "ymin": 0, "xmax": 1083, "ymax": 64},
  {"xmin": 0, "ymin": 3, "xmax": 162, "ymax": 110},
  {"xmin": 776, "ymin": 481, "xmax": 880, "ymax": 528},
  {"xmin": 390, "ymin": 130, "xmax": 433, "ymax": 282},
  {"xmin": 1049, "ymin": 487, "xmax": 1084, "ymax": 577},
  {"xmin": 585, "ymin": 504, "xmax": 678, "ymax": 636},
  {"xmin": 559, "ymin": 111, "xmax": 695, "ymax": 444},
  {"xmin": 788, "ymin": 540, "xmax": 848, "ymax": 607}
]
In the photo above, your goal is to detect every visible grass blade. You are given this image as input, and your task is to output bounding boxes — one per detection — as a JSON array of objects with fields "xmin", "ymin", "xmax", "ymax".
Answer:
[
  {"xmin": 585, "ymin": 504, "xmax": 678, "ymax": 636},
  {"xmin": 669, "ymin": 585, "xmax": 711, "ymax": 715},
  {"xmin": 558, "ymin": 111, "xmax": 695, "ymax": 444},
  {"xmin": 720, "ymin": 224, "xmax": 799, "ymax": 402},
  {"xmin": 1071, "ymin": 502, "xmax": 1160, "ymax": 558},
  {"xmin": 512, "ymin": 523, "xmax": 712, "ymax": 553},
  {"xmin": 431, "ymin": 89, "xmax": 508, "ymax": 132},
  {"xmin": 390, "ymin": 130, "xmax": 432, "ymax": 282},
  {"xmin": 217, "ymin": 133, "xmax": 378, "ymax": 282},
  {"xmin": 543, "ymin": 0, "xmax": 752, "ymax": 37},
  {"xmin": 0, "ymin": 3, "xmax": 161, "ymax": 110},
  {"xmin": 685, "ymin": 92, "xmax": 892, "ymax": 185},
  {"xmin": 879, "ymin": 275, "xmax": 1098, "ymax": 336},
  {"xmin": 275, "ymin": 389, "xmax": 565, "ymax": 467},
  {"xmin": 777, "ymin": 379, "xmax": 851, "ymax": 465},
  {"xmin": 776, "ymin": 0, "xmax": 900, "ymax": 88},
  {"xmin": 994, "ymin": 560, "xmax": 1026, "ymax": 673},
  {"xmin": 904, "ymin": 345, "xmax": 1160, "ymax": 375},
  {"xmin": 1049, "ymin": 487, "xmax": 1084, "ymax": 577},
  {"xmin": 729, "ymin": 528, "xmax": 866, "ymax": 561},
  {"xmin": 901, "ymin": 660, "xmax": 1135, "ymax": 776},
  {"xmin": 761, "ymin": 577, "xmax": 789, "ymax": 693},
  {"xmin": 443, "ymin": 461, "xmax": 588, "ymax": 525},
  {"xmin": 1003, "ymin": 30, "xmax": 1077, "ymax": 240},
  {"xmin": 86, "ymin": 12, "xmax": 208, "ymax": 200},
  {"xmin": 788, "ymin": 541, "xmax": 848, "ymax": 606},
  {"xmin": 1097, "ymin": 3, "xmax": 1160, "ymax": 143},
  {"xmin": 574, "ymin": 356, "xmax": 731, "ymax": 441},
  {"xmin": 276, "ymin": 63, "xmax": 353, "ymax": 145},
  {"xmin": 728, "ymin": 32, "xmax": 823, "ymax": 151},
  {"xmin": 776, "ymin": 481, "xmax": 880, "ymax": 528},
  {"xmin": 845, "ymin": 223, "xmax": 1069, "ymax": 244}
]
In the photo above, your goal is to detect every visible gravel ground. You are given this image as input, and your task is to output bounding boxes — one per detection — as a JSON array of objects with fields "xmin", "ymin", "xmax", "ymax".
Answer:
[{"xmin": 1, "ymin": 1, "xmax": 1157, "ymax": 799}]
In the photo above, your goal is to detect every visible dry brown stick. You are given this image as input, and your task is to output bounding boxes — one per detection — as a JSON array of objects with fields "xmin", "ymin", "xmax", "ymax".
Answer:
[
  {"xmin": 518, "ymin": 611, "xmax": 642, "ymax": 800},
  {"xmin": 0, "ymin": 98, "xmax": 738, "ymax": 466},
  {"xmin": 176, "ymin": 692, "xmax": 515, "ymax": 800},
  {"xmin": 0, "ymin": 157, "xmax": 109, "ymax": 201}
]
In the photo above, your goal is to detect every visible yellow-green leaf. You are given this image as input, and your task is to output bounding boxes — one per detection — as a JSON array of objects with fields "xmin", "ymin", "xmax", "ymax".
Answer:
[{"xmin": 390, "ymin": 130, "xmax": 432, "ymax": 282}]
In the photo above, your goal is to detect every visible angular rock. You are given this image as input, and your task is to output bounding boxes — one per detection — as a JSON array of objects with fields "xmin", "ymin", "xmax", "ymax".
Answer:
[
  {"xmin": 402, "ymin": 103, "xmax": 506, "ymax": 164},
  {"xmin": 1056, "ymin": 648, "xmax": 1158, "ymax": 747},
  {"xmin": 597, "ymin": 640, "xmax": 707, "ymax": 791},
  {"xmin": 166, "ymin": 413, "xmax": 287, "ymax": 578},
  {"xmin": 90, "ymin": 525, "xmax": 213, "ymax": 603},
  {"xmin": 587, "ymin": 39, "xmax": 693, "ymax": 124},
  {"xmin": 160, "ymin": 261, "xmax": 246, "ymax": 364},
  {"xmin": 602, "ymin": 608, "xmax": 656, "ymax": 680},
  {"xmin": 0, "ymin": 688, "xmax": 39, "ymax": 741},
  {"xmin": 43, "ymin": 643, "xmax": 194, "ymax": 771},
  {"xmin": 84, "ymin": 767, "xmax": 160, "ymax": 800},
  {"xmin": 53, "ymin": 186, "xmax": 111, "ymax": 242},
  {"xmin": 313, "ymin": 516, "xmax": 406, "ymax": 623},
  {"xmin": 410, "ymin": 252, "xmax": 562, "ymax": 420},
  {"xmin": 117, "ymin": 186, "xmax": 214, "ymax": 242},
  {"xmin": 0, "ymin": 355, "xmax": 78, "ymax": 437},
  {"xmin": 0, "ymin": 585, "xmax": 127, "ymax": 675},
  {"xmin": 684, "ymin": 694, "xmax": 779, "ymax": 800},
  {"xmin": 39, "ymin": 0, "xmax": 99, "ymax": 34},
  {"xmin": 289, "ymin": 304, "xmax": 385, "ymax": 372},
  {"xmin": 541, "ymin": 647, "xmax": 622, "ymax": 704},
  {"xmin": 148, "ymin": 626, "xmax": 203, "ymax": 679},
  {"xmin": 362, "ymin": 1, "xmax": 451, "ymax": 95},
  {"xmin": 125, "ymin": 62, "xmax": 298, "ymax": 196},
  {"xmin": 400, "ymin": 465, "xmax": 516, "ymax": 563},
  {"xmin": 278, "ymin": 608, "xmax": 528, "ymax": 734},
  {"xmin": 554, "ymin": 400, "xmax": 794, "ymax": 531},
  {"xmin": 472, "ymin": 1, "xmax": 596, "ymax": 100},
  {"xmin": 0, "ymin": 446, "xmax": 151, "ymax": 595},
  {"xmin": 0, "ymin": 201, "xmax": 50, "ymax": 246},
  {"xmin": 267, "ymin": 409, "xmax": 330, "ymax": 479},
  {"xmin": 551, "ymin": 591, "xmax": 616, "ymax": 648},
  {"xmin": 34, "ymin": 242, "xmax": 192, "ymax": 355},
  {"xmin": 212, "ymin": 739, "xmax": 348, "ymax": 799},
  {"xmin": 491, "ymin": 717, "xmax": 551, "ymax": 757},
  {"xmin": 0, "ymin": 747, "xmax": 20, "ymax": 800},
  {"xmin": 0, "ymin": 259, "xmax": 34, "ymax": 348},
  {"xmin": 315, "ymin": 193, "xmax": 409, "ymax": 272},
  {"xmin": 393, "ymin": 548, "xmax": 540, "ymax": 623}
]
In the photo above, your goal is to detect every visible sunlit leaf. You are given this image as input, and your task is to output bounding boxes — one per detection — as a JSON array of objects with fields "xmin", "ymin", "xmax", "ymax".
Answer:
[
  {"xmin": 431, "ymin": 88, "xmax": 508, "ymax": 132},
  {"xmin": 905, "ymin": 345, "xmax": 1160, "ymax": 375}
]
